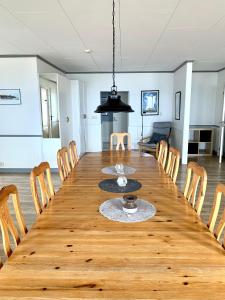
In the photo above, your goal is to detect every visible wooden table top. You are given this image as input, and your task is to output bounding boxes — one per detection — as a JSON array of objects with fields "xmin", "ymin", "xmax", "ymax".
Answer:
[{"xmin": 0, "ymin": 151, "xmax": 225, "ymax": 299}]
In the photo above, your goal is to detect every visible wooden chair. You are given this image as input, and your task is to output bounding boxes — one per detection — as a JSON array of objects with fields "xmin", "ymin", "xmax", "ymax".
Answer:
[
  {"xmin": 69, "ymin": 140, "xmax": 79, "ymax": 168},
  {"xmin": 157, "ymin": 140, "xmax": 168, "ymax": 169},
  {"xmin": 207, "ymin": 183, "xmax": 225, "ymax": 247},
  {"xmin": 138, "ymin": 122, "xmax": 172, "ymax": 156},
  {"xmin": 0, "ymin": 185, "xmax": 27, "ymax": 258},
  {"xmin": 183, "ymin": 162, "xmax": 207, "ymax": 216},
  {"xmin": 165, "ymin": 147, "xmax": 180, "ymax": 183},
  {"xmin": 30, "ymin": 162, "xmax": 55, "ymax": 215},
  {"xmin": 57, "ymin": 147, "xmax": 71, "ymax": 182},
  {"xmin": 110, "ymin": 132, "xmax": 131, "ymax": 151}
]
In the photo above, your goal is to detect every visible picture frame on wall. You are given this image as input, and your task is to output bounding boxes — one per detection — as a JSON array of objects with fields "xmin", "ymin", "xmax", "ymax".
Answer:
[
  {"xmin": 0, "ymin": 89, "xmax": 21, "ymax": 105},
  {"xmin": 175, "ymin": 91, "xmax": 181, "ymax": 120},
  {"xmin": 141, "ymin": 90, "xmax": 159, "ymax": 116}
]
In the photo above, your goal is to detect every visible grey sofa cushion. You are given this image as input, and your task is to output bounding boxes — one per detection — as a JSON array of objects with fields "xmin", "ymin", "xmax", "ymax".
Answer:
[
  {"xmin": 148, "ymin": 132, "xmax": 167, "ymax": 144},
  {"xmin": 153, "ymin": 122, "xmax": 172, "ymax": 137}
]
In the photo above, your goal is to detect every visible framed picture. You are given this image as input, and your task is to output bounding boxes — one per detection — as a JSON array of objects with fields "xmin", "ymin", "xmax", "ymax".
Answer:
[
  {"xmin": 141, "ymin": 90, "xmax": 159, "ymax": 116},
  {"xmin": 0, "ymin": 89, "xmax": 21, "ymax": 105},
  {"xmin": 175, "ymin": 91, "xmax": 181, "ymax": 120}
]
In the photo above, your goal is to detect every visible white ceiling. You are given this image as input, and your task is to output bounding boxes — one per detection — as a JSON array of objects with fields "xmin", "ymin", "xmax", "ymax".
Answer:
[{"xmin": 0, "ymin": 0, "xmax": 225, "ymax": 72}]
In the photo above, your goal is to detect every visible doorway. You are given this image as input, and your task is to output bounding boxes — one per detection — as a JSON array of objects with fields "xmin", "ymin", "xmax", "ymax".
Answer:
[
  {"xmin": 78, "ymin": 81, "xmax": 87, "ymax": 156},
  {"xmin": 39, "ymin": 74, "xmax": 61, "ymax": 168},
  {"xmin": 40, "ymin": 78, "xmax": 60, "ymax": 138},
  {"xmin": 100, "ymin": 91, "xmax": 129, "ymax": 151}
]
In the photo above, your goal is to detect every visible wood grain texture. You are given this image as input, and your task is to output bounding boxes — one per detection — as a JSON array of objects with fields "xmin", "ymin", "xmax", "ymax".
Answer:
[
  {"xmin": 166, "ymin": 147, "xmax": 180, "ymax": 183},
  {"xmin": 30, "ymin": 162, "xmax": 55, "ymax": 215},
  {"xmin": 110, "ymin": 132, "xmax": 131, "ymax": 150},
  {"xmin": 69, "ymin": 141, "xmax": 79, "ymax": 168},
  {"xmin": 57, "ymin": 147, "xmax": 72, "ymax": 182},
  {"xmin": 0, "ymin": 185, "xmax": 27, "ymax": 258},
  {"xmin": 158, "ymin": 140, "xmax": 168, "ymax": 169},
  {"xmin": 208, "ymin": 183, "xmax": 225, "ymax": 245},
  {"xmin": 0, "ymin": 152, "xmax": 225, "ymax": 299},
  {"xmin": 183, "ymin": 162, "xmax": 207, "ymax": 216}
]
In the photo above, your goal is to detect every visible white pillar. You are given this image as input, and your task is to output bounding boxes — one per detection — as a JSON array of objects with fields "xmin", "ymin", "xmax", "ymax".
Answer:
[{"xmin": 182, "ymin": 62, "xmax": 193, "ymax": 164}]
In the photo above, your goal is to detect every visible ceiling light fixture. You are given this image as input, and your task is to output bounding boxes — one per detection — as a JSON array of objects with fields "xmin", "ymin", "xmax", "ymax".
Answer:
[
  {"xmin": 84, "ymin": 49, "xmax": 91, "ymax": 53},
  {"xmin": 95, "ymin": 0, "xmax": 134, "ymax": 113}
]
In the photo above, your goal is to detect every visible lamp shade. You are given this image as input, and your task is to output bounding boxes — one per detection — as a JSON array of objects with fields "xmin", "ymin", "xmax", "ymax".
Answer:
[{"xmin": 95, "ymin": 94, "xmax": 134, "ymax": 113}]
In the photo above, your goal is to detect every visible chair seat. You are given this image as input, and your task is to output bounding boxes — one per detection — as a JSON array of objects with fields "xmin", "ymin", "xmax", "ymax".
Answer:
[
  {"xmin": 140, "ymin": 152, "xmax": 154, "ymax": 157},
  {"xmin": 138, "ymin": 142, "xmax": 157, "ymax": 149}
]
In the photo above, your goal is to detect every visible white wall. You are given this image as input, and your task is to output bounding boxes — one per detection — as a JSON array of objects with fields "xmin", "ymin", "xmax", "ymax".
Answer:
[
  {"xmin": 37, "ymin": 58, "xmax": 64, "ymax": 75},
  {"xmin": 38, "ymin": 61, "xmax": 81, "ymax": 164},
  {"xmin": 57, "ymin": 74, "xmax": 75, "ymax": 147},
  {"xmin": 1, "ymin": 56, "xmax": 222, "ymax": 168},
  {"xmin": 214, "ymin": 69, "xmax": 225, "ymax": 154},
  {"xmin": 215, "ymin": 70, "xmax": 225, "ymax": 123},
  {"xmin": 0, "ymin": 137, "xmax": 42, "ymax": 168},
  {"xmin": 67, "ymin": 73, "xmax": 174, "ymax": 151},
  {"xmin": 190, "ymin": 72, "xmax": 219, "ymax": 152},
  {"xmin": 0, "ymin": 57, "xmax": 73, "ymax": 169},
  {"xmin": 172, "ymin": 62, "xmax": 193, "ymax": 164},
  {"xmin": 38, "ymin": 62, "xmax": 80, "ymax": 163},
  {"xmin": 0, "ymin": 57, "xmax": 43, "ymax": 168},
  {"xmin": 0, "ymin": 57, "xmax": 41, "ymax": 135},
  {"xmin": 190, "ymin": 73, "xmax": 218, "ymax": 125},
  {"xmin": 71, "ymin": 80, "xmax": 86, "ymax": 156}
]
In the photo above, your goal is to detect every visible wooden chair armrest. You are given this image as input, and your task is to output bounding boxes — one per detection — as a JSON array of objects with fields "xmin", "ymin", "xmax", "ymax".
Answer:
[{"xmin": 140, "ymin": 136, "xmax": 151, "ymax": 143}]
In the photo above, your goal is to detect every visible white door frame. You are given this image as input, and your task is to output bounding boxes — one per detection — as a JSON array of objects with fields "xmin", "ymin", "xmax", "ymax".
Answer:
[{"xmin": 219, "ymin": 88, "xmax": 225, "ymax": 163}]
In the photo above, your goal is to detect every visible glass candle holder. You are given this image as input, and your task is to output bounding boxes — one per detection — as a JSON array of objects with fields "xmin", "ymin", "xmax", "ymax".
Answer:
[
  {"xmin": 122, "ymin": 194, "xmax": 138, "ymax": 214},
  {"xmin": 117, "ymin": 176, "xmax": 127, "ymax": 187},
  {"xmin": 115, "ymin": 163, "xmax": 124, "ymax": 174}
]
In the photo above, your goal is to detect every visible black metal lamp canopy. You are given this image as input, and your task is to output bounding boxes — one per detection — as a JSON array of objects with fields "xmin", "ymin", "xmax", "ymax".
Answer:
[{"xmin": 95, "ymin": 0, "xmax": 134, "ymax": 113}]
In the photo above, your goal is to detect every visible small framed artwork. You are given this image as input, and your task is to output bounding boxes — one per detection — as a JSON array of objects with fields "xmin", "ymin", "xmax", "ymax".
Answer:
[
  {"xmin": 0, "ymin": 89, "xmax": 21, "ymax": 105},
  {"xmin": 175, "ymin": 91, "xmax": 181, "ymax": 120},
  {"xmin": 141, "ymin": 90, "xmax": 159, "ymax": 116}
]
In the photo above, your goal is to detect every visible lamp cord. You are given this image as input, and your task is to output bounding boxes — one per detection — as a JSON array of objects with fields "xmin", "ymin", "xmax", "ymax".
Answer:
[{"xmin": 112, "ymin": 0, "xmax": 116, "ymax": 90}]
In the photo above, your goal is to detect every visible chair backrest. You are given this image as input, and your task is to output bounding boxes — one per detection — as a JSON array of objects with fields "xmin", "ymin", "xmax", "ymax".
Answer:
[
  {"xmin": 30, "ymin": 162, "xmax": 55, "ymax": 215},
  {"xmin": 0, "ymin": 185, "xmax": 27, "ymax": 258},
  {"xmin": 153, "ymin": 122, "xmax": 172, "ymax": 139},
  {"xmin": 57, "ymin": 147, "xmax": 71, "ymax": 181},
  {"xmin": 157, "ymin": 140, "xmax": 168, "ymax": 169},
  {"xmin": 166, "ymin": 147, "xmax": 180, "ymax": 183},
  {"xmin": 207, "ymin": 183, "xmax": 225, "ymax": 246},
  {"xmin": 183, "ymin": 162, "xmax": 207, "ymax": 216},
  {"xmin": 69, "ymin": 140, "xmax": 79, "ymax": 168},
  {"xmin": 110, "ymin": 132, "xmax": 131, "ymax": 150}
]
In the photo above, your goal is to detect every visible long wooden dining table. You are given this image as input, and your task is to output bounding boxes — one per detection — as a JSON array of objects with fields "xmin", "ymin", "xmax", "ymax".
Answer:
[{"xmin": 0, "ymin": 151, "xmax": 225, "ymax": 299}]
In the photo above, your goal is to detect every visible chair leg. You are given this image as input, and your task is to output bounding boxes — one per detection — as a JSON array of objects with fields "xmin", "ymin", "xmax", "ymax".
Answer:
[
  {"xmin": 156, "ymin": 143, "xmax": 159, "ymax": 159},
  {"xmin": 139, "ymin": 145, "xmax": 142, "ymax": 155}
]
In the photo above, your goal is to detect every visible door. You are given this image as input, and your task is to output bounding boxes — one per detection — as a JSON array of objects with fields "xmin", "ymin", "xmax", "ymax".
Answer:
[
  {"xmin": 113, "ymin": 92, "xmax": 128, "ymax": 133},
  {"xmin": 79, "ymin": 81, "xmax": 87, "ymax": 155},
  {"xmin": 100, "ymin": 91, "xmax": 129, "ymax": 151}
]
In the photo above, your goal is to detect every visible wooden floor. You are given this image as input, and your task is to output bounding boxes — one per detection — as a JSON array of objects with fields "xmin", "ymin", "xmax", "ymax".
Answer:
[
  {"xmin": 0, "ymin": 172, "xmax": 61, "ymax": 261},
  {"xmin": 176, "ymin": 155, "xmax": 225, "ymax": 224},
  {"xmin": 0, "ymin": 154, "xmax": 225, "ymax": 260}
]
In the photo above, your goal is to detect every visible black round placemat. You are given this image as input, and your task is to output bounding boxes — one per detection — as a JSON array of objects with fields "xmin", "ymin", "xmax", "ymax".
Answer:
[{"xmin": 99, "ymin": 178, "xmax": 142, "ymax": 193}]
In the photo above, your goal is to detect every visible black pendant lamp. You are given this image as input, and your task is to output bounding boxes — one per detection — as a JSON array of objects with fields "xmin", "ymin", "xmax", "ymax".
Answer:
[{"xmin": 95, "ymin": 0, "xmax": 134, "ymax": 113}]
